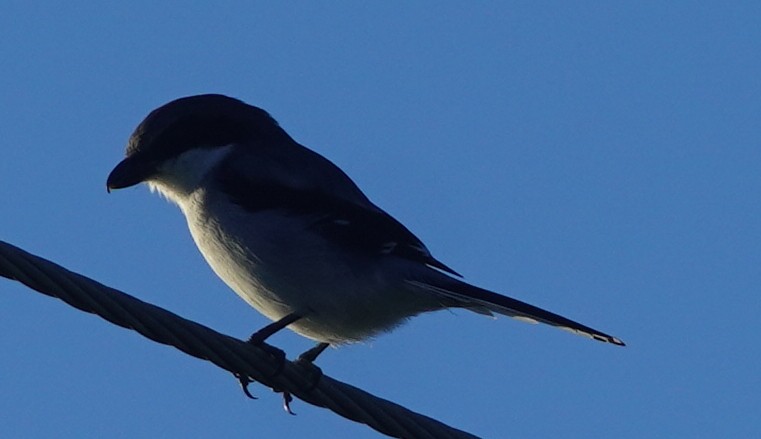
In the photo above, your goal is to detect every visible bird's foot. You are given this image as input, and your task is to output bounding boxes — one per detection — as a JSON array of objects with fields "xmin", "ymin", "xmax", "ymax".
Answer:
[
  {"xmin": 248, "ymin": 340, "xmax": 288, "ymax": 375},
  {"xmin": 235, "ymin": 340, "xmax": 289, "ymax": 400},
  {"xmin": 276, "ymin": 343, "xmax": 330, "ymax": 415},
  {"xmin": 236, "ymin": 314, "xmax": 303, "ymax": 399},
  {"xmin": 236, "ymin": 342, "xmax": 288, "ymax": 399}
]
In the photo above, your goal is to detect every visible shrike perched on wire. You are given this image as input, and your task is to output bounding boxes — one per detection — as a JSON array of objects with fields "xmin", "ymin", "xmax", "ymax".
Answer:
[{"xmin": 107, "ymin": 94, "xmax": 624, "ymax": 372}]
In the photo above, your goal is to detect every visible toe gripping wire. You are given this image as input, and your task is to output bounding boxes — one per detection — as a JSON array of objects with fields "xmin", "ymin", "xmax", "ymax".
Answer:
[{"xmin": 237, "ymin": 312, "xmax": 328, "ymax": 415}]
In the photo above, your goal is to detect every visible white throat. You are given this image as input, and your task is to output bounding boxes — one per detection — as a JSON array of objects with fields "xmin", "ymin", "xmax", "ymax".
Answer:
[{"xmin": 147, "ymin": 144, "xmax": 234, "ymax": 208}]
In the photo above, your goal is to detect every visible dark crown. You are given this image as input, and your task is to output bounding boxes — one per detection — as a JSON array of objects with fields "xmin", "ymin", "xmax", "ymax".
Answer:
[{"xmin": 125, "ymin": 94, "xmax": 286, "ymax": 161}]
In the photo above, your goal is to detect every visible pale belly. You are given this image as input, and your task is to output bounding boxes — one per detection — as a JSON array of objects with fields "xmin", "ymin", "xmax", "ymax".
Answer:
[{"xmin": 185, "ymin": 205, "xmax": 441, "ymax": 344}]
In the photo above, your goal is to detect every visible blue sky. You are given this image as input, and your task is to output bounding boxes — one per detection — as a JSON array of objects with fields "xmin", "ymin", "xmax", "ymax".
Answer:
[{"xmin": 2, "ymin": 2, "xmax": 760, "ymax": 438}]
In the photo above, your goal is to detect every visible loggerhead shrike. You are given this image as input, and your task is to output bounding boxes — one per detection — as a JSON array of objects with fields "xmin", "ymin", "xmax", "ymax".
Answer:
[{"xmin": 107, "ymin": 94, "xmax": 624, "ymax": 369}]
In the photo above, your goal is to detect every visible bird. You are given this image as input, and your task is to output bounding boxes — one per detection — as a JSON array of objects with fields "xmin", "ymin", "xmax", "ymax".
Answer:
[{"xmin": 106, "ymin": 94, "xmax": 624, "ymax": 370}]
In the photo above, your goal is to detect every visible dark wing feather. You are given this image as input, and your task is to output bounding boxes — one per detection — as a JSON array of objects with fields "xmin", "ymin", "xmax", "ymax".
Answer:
[{"xmin": 218, "ymin": 175, "xmax": 461, "ymax": 276}]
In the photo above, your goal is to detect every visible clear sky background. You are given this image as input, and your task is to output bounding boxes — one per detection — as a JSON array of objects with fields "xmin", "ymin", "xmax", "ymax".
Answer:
[{"xmin": 1, "ymin": 2, "xmax": 759, "ymax": 438}]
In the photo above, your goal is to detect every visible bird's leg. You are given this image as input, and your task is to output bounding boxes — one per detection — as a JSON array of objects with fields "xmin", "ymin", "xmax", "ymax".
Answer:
[
  {"xmin": 237, "ymin": 312, "xmax": 303, "ymax": 399},
  {"xmin": 298, "ymin": 342, "xmax": 330, "ymax": 363},
  {"xmin": 248, "ymin": 312, "xmax": 303, "ymax": 344},
  {"xmin": 280, "ymin": 342, "xmax": 331, "ymax": 415}
]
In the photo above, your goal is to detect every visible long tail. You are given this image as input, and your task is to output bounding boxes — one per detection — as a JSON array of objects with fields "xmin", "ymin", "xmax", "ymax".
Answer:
[{"xmin": 407, "ymin": 277, "xmax": 625, "ymax": 346}]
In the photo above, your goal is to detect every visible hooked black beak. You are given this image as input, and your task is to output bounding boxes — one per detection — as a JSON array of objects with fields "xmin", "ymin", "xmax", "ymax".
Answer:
[{"xmin": 106, "ymin": 156, "xmax": 156, "ymax": 193}]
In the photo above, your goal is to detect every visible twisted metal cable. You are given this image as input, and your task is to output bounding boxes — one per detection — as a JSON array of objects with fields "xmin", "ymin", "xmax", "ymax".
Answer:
[{"xmin": 0, "ymin": 240, "xmax": 479, "ymax": 439}]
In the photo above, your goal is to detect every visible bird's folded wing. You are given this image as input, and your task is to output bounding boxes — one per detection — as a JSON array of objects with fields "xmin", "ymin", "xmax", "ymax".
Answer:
[{"xmin": 218, "ymin": 174, "xmax": 461, "ymax": 276}]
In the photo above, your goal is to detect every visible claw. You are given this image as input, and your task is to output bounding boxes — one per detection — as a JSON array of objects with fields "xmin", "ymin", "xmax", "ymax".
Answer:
[
  {"xmin": 282, "ymin": 391, "xmax": 296, "ymax": 415},
  {"xmin": 234, "ymin": 323, "xmax": 325, "ymax": 413},
  {"xmin": 236, "ymin": 373, "xmax": 258, "ymax": 399},
  {"xmin": 234, "ymin": 342, "xmax": 287, "ymax": 399},
  {"xmin": 273, "ymin": 353, "xmax": 324, "ymax": 414}
]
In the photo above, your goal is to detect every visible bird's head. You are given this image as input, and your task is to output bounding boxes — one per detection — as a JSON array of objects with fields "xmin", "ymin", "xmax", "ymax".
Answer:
[{"xmin": 106, "ymin": 94, "xmax": 285, "ymax": 202}]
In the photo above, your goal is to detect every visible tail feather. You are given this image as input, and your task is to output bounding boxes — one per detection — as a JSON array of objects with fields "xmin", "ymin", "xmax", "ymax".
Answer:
[{"xmin": 407, "ymin": 279, "xmax": 625, "ymax": 346}]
